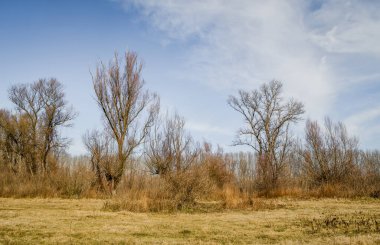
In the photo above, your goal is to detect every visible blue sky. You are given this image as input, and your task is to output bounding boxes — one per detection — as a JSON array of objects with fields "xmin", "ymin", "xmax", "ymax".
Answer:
[{"xmin": 1, "ymin": 0, "xmax": 380, "ymax": 155}]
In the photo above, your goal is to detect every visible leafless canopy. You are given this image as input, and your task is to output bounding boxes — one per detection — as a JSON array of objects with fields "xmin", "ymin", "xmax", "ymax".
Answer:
[
  {"xmin": 91, "ymin": 51, "xmax": 160, "ymax": 192},
  {"xmin": 304, "ymin": 117, "xmax": 359, "ymax": 185},
  {"xmin": 145, "ymin": 112, "xmax": 199, "ymax": 176},
  {"xmin": 83, "ymin": 130, "xmax": 115, "ymax": 192},
  {"xmin": 0, "ymin": 78, "xmax": 76, "ymax": 174},
  {"xmin": 228, "ymin": 80, "xmax": 304, "ymax": 190}
]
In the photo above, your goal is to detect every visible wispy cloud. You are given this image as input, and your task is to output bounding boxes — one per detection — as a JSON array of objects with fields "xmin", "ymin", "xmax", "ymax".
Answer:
[
  {"xmin": 309, "ymin": 0, "xmax": 380, "ymax": 54},
  {"xmin": 345, "ymin": 106, "xmax": 380, "ymax": 147},
  {"xmin": 115, "ymin": 0, "xmax": 336, "ymax": 118},
  {"xmin": 113, "ymin": 0, "xmax": 380, "ymax": 148}
]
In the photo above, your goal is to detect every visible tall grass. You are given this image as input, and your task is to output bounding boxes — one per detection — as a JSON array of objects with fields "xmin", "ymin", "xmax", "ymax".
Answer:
[
  {"xmin": 0, "ymin": 163, "xmax": 96, "ymax": 198},
  {"xmin": 0, "ymin": 149, "xmax": 379, "ymax": 213}
]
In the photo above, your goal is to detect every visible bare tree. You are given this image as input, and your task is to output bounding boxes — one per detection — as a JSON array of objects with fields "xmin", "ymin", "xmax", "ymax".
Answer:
[
  {"xmin": 83, "ymin": 130, "xmax": 114, "ymax": 192},
  {"xmin": 37, "ymin": 79, "xmax": 77, "ymax": 172},
  {"xmin": 1, "ymin": 79, "xmax": 76, "ymax": 174},
  {"xmin": 0, "ymin": 109, "xmax": 33, "ymax": 173},
  {"xmin": 92, "ymin": 51, "xmax": 159, "ymax": 193},
  {"xmin": 8, "ymin": 82, "xmax": 42, "ymax": 174},
  {"xmin": 145, "ymin": 112, "xmax": 199, "ymax": 176},
  {"xmin": 303, "ymin": 117, "xmax": 359, "ymax": 186},
  {"xmin": 359, "ymin": 150, "xmax": 380, "ymax": 197},
  {"xmin": 228, "ymin": 80, "xmax": 304, "ymax": 192},
  {"xmin": 144, "ymin": 112, "xmax": 205, "ymax": 208}
]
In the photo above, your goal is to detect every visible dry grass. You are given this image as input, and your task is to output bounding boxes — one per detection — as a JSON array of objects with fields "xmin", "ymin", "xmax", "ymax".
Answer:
[
  {"xmin": 0, "ymin": 198, "xmax": 379, "ymax": 244},
  {"xmin": 0, "ymin": 165, "xmax": 96, "ymax": 198}
]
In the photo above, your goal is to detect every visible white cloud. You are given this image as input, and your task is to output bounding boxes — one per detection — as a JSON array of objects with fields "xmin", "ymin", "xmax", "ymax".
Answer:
[
  {"xmin": 344, "ymin": 73, "xmax": 380, "ymax": 85},
  {"xmin": 309, "ymin": 0, "xmax": 380, "ymax": 54},
  {"xmin": 115, "ymin": 0, "xmax": 338, "ymax": 120},
  {"xmin": 345, "ymin": 107, "xmax": 380, "ymax": 147},
  {"xmin": 114, "ymin": 0, "xmax": 380, "ymax": 148}
]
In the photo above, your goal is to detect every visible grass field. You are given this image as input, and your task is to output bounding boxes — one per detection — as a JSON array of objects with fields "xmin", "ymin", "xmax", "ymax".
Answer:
[{"xmin": 0, "ymin": 198, "xmax": 379, "ymax": 244}]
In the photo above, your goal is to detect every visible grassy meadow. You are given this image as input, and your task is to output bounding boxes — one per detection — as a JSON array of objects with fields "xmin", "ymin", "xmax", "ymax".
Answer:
[{"xmin": 0, "ymin": 198, "xmax": 379, "ymax": 244}]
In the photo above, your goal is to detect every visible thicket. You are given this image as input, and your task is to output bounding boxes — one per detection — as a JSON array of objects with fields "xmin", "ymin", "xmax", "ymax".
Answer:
[{"xmin": 0, "ymin": 50, "xmax": 379, "ymax": 212}]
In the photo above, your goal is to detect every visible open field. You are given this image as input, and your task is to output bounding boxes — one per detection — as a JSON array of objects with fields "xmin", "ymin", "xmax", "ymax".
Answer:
[{"xmin": 0, "ymin": 198, "xmax": 379, "ymax": 244}]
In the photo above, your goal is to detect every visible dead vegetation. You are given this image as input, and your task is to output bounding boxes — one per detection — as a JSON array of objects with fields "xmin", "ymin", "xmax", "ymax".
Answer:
[
  {"xmin": 0, "ymin": 198, "xmax": 379, "ymax": 244},
  {"xmin": 303, "ymin": 211, "xmax": 380, "ymax": 235},
  {"xmin": 0, "ymin": 51, "xmax": 379, "ymax": 212}
]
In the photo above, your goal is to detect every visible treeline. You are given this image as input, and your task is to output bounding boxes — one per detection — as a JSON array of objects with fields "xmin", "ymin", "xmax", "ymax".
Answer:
[{"xmin": 0, "ymin": 50, "xmax": 379, "ymax": 210}]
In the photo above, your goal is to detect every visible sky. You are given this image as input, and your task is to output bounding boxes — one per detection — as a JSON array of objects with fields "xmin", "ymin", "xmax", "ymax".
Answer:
[{"xmin": 0, "ymin": 0, "xmax": 380, "ymax": 155}]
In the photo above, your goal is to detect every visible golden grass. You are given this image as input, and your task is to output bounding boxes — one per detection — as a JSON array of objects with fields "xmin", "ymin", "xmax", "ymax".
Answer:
[{"xmin": 0, "ymin": 198, "xmax": 379, "ymax": 244}]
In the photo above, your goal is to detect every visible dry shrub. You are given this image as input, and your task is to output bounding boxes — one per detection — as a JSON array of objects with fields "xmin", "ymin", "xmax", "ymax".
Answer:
[
  {"xmin": 220, "ymin": 184, "xmax": 245, "ymax": 209},
  {"xmin": 301, "ymin": 167, "xmax": 379, "ymax": 198},
  {"xmin": 102, "ymin": 149, "xmax": 292, "ymax": 212},
  {"xmin": 103, "ymin": 183, "xmax": 286, "ymax": 212},
  {"xmin": 102, "ymin": 177, "xmax": 178, "ymax": 212},
  {"xmin": 219, "ymin": 185, "xmax": 289, "ymax": 210},
  {"xmin": 103, "ymin": 196, "xmax": 178, "ymax": 213},
  {"xmin": 251, "ymin": 198, "xmax": 287, "ymax": 211},
  {"xmin": 53, "ymin": 164, "xmax": 95, "ymax": 198},
  {"xmin": 0, "ymin": 168, "xmax": 56, "ymax": 197},
  {"xmin": 105, "ymin": 174, "xmax": 178, "ymax": 212},
  {"xmin": 307, "ymin": 183, "xmax": 356, "ymax": 198},
  {"xmin": 0, "ymin": 164, "xmax": 95, "ymax": 198},
  {"xmin": 163, "ymin": 162, "xmax": 213, "ymax": 208},
  {"xmin": 103, "ymin": 163, "xmax": 219, "ymax": 212},
  {"xmin": 166, "ymin": 165, "xmax": 213, "ymax": 208},
  {"xmin": 268, "ymin": 186, "xmax": 305, "ymax": 198},
  {"xmin": 204, "ymin": 152, "xmax": 234, "ymax": 189}
]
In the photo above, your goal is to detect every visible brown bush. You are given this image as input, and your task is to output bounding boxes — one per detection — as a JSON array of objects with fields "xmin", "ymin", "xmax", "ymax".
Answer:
[
  {"xmin": 0, "ymin": 163, "xmax": 95, "ymax": 198},
  {"xmin": 201, "ymin": 143, "xmax": 234, "ymax": 189}
]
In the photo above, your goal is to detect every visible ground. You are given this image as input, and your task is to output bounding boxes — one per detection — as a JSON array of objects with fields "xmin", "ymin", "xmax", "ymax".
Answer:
[{"xmin": 0, "ymin": 198, "xmax": 379, "ymax": 244}]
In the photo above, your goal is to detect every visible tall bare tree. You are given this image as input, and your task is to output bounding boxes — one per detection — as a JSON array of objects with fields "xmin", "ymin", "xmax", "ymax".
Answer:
[
  {"xmin": 92, "ymin": 51, "xmax": 159, "ymax": 193},
  {"xmin": 8, "ymin": 82, "xmax": 43, "ymax": 173},
  {"xmin": 1, "ymin": 79, "xmax": 76, "ymax": 174},
  {"xmin": 38, "ymin": 79, "xmax": 76, "ymax": 172},
  {"xmin": 228, "ymin": 80, "xmax": 304, "ymax": 192}
]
